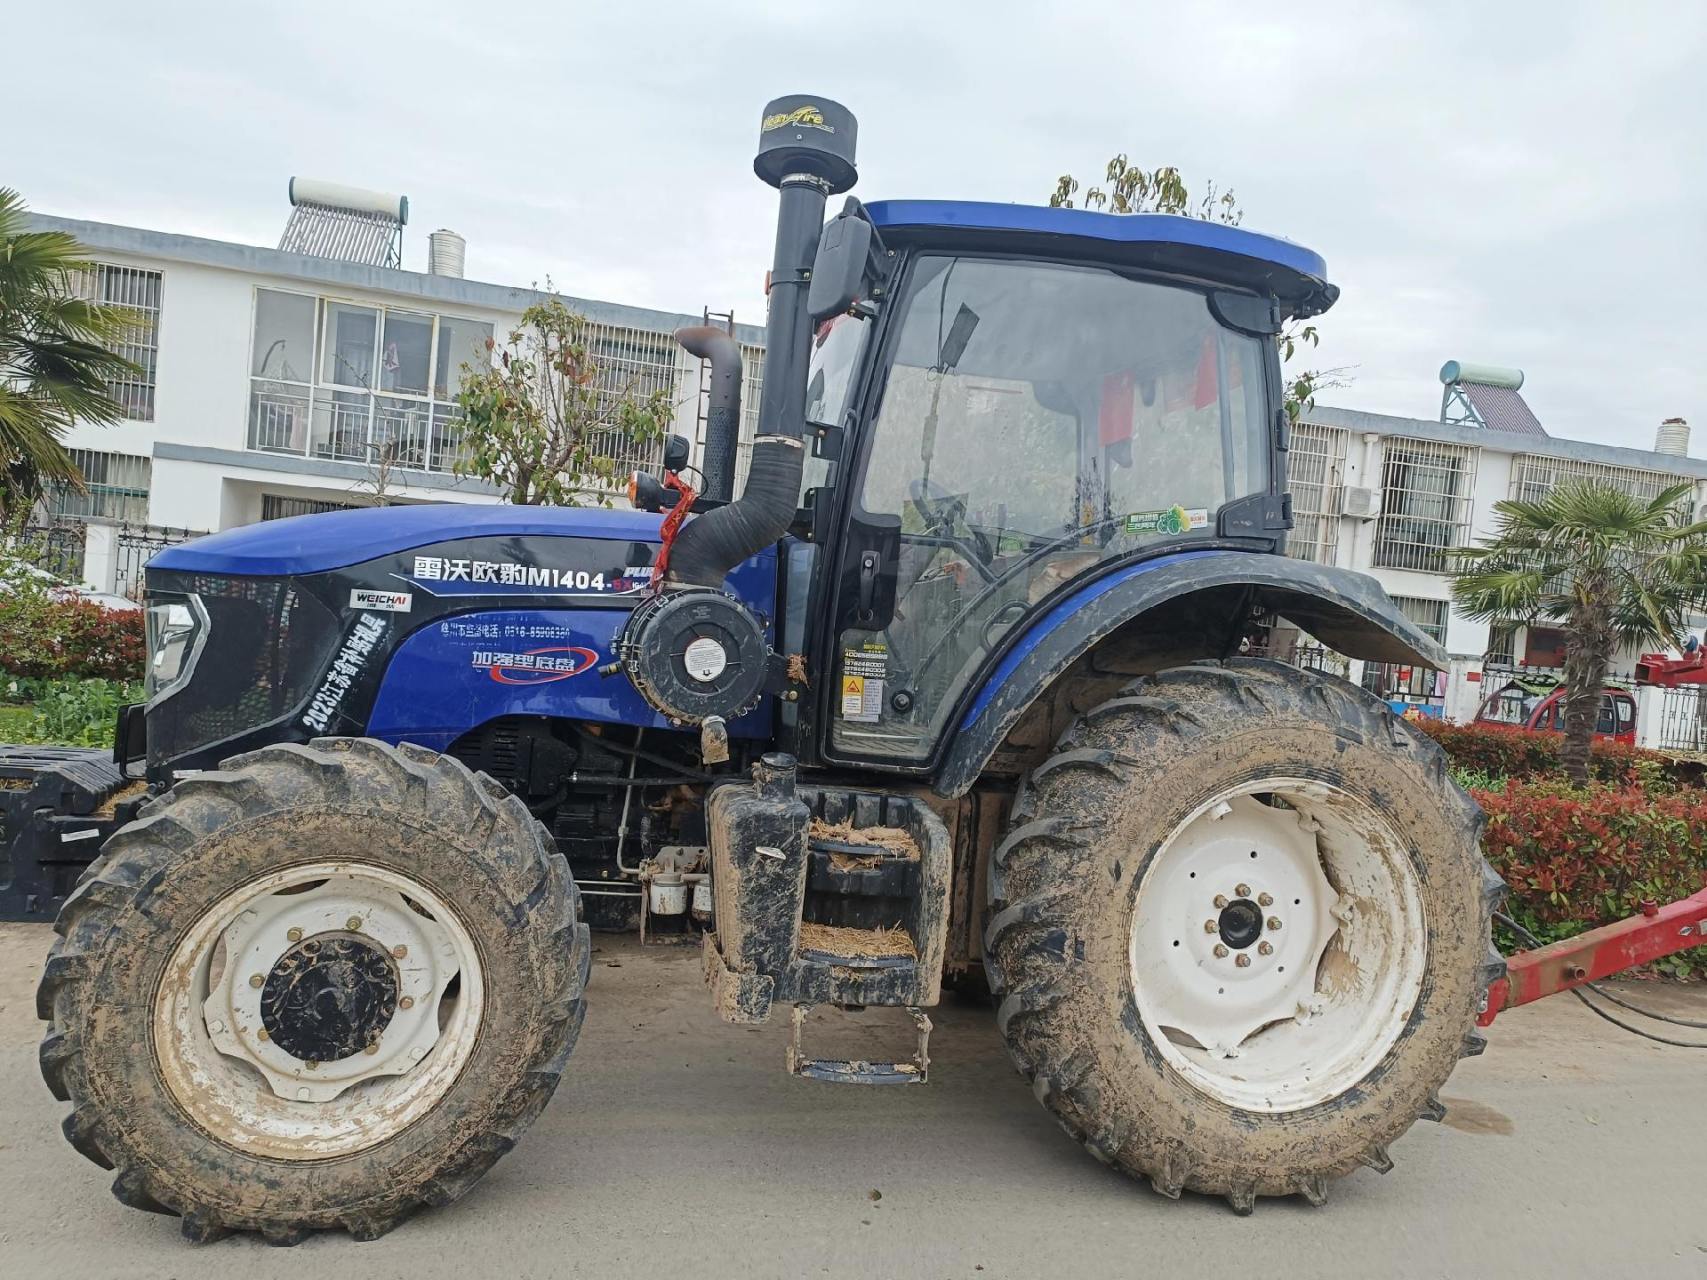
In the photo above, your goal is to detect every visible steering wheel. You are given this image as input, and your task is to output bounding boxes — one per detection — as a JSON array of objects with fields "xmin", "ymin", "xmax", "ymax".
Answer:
[{"xmin": 906, "ymin": 477, "xmax": 995, "ymax": 566}]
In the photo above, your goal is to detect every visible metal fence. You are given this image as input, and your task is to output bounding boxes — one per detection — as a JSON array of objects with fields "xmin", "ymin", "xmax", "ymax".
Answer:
[
  {"xmin": 1652, "ymin": 686, "xmax": 1707, "ymax": 754},
  {"xmin": 17, "ymin": 521, "xmax": 87, "ymax": 583},
  {"xmin": 113, "ymin": 525, "xmax": 204, "ymax": 600}
]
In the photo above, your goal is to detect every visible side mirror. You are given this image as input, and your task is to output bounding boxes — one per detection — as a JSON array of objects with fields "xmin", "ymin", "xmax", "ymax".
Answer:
[
  {"xmin": 807, "ymin": 211, "xmax": 875, "ymax": 323},
  {"xmin": 662, "ymin": 433, "xmax": 690, "ymax": 472}
]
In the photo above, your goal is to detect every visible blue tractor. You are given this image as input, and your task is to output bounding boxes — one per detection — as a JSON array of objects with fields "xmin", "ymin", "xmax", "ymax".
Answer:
[{"xmin": 35, "ymin": 96, "xmax": 1502, "ymax": 1241}]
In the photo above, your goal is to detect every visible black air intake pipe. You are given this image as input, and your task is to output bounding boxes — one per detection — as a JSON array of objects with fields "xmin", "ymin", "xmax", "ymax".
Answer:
[
  {"xmin": 662, "ymin": 95, "xmax": 858, "ymax": 590},
  {"xmin": 674, "ymin": 325, "xmax": 742, "ymax": 504}
]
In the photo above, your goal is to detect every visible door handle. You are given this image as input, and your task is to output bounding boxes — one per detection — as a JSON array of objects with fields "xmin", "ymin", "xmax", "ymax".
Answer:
[{"xmin": 857, "ymin": 550, "xmax": 879, "ymax": 622}]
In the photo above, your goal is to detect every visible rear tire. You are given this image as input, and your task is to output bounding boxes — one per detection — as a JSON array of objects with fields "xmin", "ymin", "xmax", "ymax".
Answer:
[
  {"xmin": 37, "ymin": 738, "xmax": 590, "ymax": 1243},
  {"xmin": 985, "ymin": 660, "xmax": 1504, "ymax": 1212}
]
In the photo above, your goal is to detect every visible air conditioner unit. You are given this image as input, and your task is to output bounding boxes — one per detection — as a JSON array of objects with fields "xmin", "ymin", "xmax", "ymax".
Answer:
[{"xmin": 1340, "ymin": 486, "xmax": 1382, "ymax": 520}]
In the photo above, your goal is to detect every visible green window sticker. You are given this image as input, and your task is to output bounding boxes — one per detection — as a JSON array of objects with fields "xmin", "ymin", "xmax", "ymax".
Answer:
[{"xmin": 1125, "ymin": 505, "xmax": 1210, "ymax": 536}]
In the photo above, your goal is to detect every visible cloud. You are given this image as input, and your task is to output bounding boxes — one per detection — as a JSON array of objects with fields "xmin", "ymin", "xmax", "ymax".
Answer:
[{"xmin": 10, "ymin": 0, "xmax": 1703, "ymax": 451}]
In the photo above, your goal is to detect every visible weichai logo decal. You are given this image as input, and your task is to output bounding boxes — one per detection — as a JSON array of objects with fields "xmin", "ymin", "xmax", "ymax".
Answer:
[{"xmin": 473, "ymin": 646, "xmax": 600, "ymax": 685}]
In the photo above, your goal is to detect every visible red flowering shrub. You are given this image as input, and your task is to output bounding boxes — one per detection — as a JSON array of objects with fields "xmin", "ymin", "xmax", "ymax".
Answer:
[
  {"xmin": 0, "ymin": 590, "xmax": 144, "ymax": 681},
  {"xmin": 1473, "ymin": 779, "xmax": 1707, "ymax": 978},
  {"xmin": 52, "ymin": 599, "xmax": 145, "ymax": 680},
  {"xmin": 1414, "ymin": 719, "xmax": 1675, "ymax": 788}
]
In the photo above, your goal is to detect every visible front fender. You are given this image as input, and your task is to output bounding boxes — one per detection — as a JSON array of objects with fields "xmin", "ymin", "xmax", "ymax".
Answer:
[{"xmin": 933, "ymin": 549, "xmax": 1446, "ymax": 797}]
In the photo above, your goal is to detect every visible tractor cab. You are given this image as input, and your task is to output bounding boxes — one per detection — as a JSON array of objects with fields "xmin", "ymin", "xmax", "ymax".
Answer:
[{"xmin": 786, "ymin": 200, "xmax": 1334, "ymax": 769}]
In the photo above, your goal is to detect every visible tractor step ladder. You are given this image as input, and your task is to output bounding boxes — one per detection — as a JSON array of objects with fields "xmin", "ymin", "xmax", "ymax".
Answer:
[
  {"xmin": 702, "ymin": 758, "xmax": 950, "ymax": 1077},
  {"xmin": 788, "ymin": 1004, "xmax": 932, "ymax": 1085}
]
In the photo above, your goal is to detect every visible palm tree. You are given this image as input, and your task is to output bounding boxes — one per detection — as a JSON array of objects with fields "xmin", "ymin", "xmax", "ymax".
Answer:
[
  {"xmin": 0, "ymin": 187, "xmax": 139, "ymax": 528},
  {"xmin": 1450, "ymin": 480, "xmax": 1707, "ymax": 782}
]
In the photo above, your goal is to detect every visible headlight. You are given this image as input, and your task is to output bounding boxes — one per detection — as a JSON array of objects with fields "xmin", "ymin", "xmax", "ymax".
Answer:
[{"xmin": 145, "ymin": 594, "xmax": 207, "ymax": 702}]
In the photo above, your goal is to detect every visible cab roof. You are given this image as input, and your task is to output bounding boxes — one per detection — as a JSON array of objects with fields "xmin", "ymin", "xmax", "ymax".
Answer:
[{"xmin": 863, "ymin": 200, "xmax": 1337, "ymax": 319}]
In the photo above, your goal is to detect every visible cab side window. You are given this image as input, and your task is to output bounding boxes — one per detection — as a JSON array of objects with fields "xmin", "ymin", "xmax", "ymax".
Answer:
[{"xmin": 1595, "ymin": 696, "xmax": 1617, "ymax": 735}]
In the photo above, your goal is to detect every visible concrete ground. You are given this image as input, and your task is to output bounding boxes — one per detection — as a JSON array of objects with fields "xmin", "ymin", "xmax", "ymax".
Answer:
[{"xmin": 2, "ymin": 923, "xmax": 1704, "ymax": 1280}]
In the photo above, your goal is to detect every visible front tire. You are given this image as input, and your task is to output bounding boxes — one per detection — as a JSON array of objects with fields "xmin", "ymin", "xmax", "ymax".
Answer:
[
  {"xmin": 37, "ymin": 738, "xmax": 590, "ymax": 1244},
  {"xmin": 985, "ymin": 660, "xmax": 1504, "ymax": 1212}
]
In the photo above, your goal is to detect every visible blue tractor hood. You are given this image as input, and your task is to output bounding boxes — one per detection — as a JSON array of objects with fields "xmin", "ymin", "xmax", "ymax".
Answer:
[{"xmin": 154, "ymin": 504, "xmax": 673, "ymax": 578}]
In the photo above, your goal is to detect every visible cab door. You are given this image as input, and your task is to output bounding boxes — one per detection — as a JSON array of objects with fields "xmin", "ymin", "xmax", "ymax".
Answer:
[{"xmin": 820, "ymin": 252, "xmax": 1279, "ymax": 767}]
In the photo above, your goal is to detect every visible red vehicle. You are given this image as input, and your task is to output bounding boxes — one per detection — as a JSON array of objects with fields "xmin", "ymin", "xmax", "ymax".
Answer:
[{"xmin": 1473, "ymin": 677, "xmax": 1636, "ymax": 745}]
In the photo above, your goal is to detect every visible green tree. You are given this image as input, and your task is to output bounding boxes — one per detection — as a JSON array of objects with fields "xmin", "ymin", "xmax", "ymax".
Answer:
[
  {"xmin": 1449, "ymin": 480, "xmax": 1707, "ymax": 783},
  {"xmin": 454, "ymin": 296, "xmax": 673, "ymax": 505},
  {"xmin": 0, "ymin": 188, "xmax": 140, "ymax": 527},
  {"xmin": 1048, "ymin": 158, "xmax": 1334, "ymax": 422}
]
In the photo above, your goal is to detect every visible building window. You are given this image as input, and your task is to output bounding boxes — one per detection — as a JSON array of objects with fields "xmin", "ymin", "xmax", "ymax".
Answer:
[
  {"xmin": 1509, "ymin": 454, "xmax": 1692, "ymax": 507},
  {"xmin": 580, "ymin": 323, "xmax": 685, "ymax": 477},
  {"xmin": 74, "ymin": 265, "xmax": 162, "ymax": 421},
  {"xmin": 1485, "ymin": 624, "xmax": 1516, "ymax": 666},
  {"xmin": 1392, "ymin": 595, "xmax": 1450, "ymax": 645},
  {"xmin": 261, "ymin": 494, "xmax": 360, "ymax": 521},
  {"xmin": 1361, "ymin": 595, "xmax": 1448, "ymax": 704},
  {"xmin": 1374, "ymin": 438, "xmax": 1476, "ymax": 574},
  {"xmin": 1286, "ymin": 421, "xmax": 1348, "ymax": 565},
  {"xmin": 247, "ymin": 289, "xmax": 493, "ymax": 475},
  {"xmin": 47, "ymin": 449, "xmax": 151, "ymax": 524}
]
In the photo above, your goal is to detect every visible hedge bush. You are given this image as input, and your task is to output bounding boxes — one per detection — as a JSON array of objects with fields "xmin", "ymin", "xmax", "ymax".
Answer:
[
  {"xmin": 1414, "ymin": 718, "xmax": 1674, "ymax": 788},
  {"xmin": 0, "ymin": 576, "xmax": 144, "ymax": 681},
  {"xmin": 1473, "ymin": 779, "xmax": 1707, "ymax": 979}
]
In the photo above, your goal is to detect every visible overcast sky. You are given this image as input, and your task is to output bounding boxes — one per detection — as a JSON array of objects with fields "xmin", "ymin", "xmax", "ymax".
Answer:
[{"xmin": 11, "ymin": 2, "xmax": 1703, "ymax": 451}]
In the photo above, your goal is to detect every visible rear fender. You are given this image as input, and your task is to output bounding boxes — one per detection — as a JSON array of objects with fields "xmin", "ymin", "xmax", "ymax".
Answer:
[{"xmin": 933, "ymin": 549, "xmax": 1446, "ymax": 797}]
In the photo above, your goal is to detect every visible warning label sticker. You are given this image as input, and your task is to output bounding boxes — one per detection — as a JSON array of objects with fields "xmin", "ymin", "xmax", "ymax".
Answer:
[{"xmin": 840, "ymin": 644, "xmax": 888, "ymax": 723}]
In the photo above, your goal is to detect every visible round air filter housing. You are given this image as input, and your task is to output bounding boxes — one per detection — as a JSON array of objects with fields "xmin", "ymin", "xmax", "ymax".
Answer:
[
  {"xmin": 754, "ymin": 94, "xmax": 858, "ymax": 193},
  {"xmin": 618, "ymin": 589, "xmax": 770, "ymax": 725}
]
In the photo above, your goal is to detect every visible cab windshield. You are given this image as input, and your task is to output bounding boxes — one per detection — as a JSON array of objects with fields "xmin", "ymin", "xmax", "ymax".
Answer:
[{"xmin": 832, "ymin": 253, "xmax": 1275, "ymax": 760}]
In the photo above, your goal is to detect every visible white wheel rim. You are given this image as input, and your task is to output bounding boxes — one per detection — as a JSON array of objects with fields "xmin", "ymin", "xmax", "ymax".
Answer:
[
  {"xmin": 1128, "ymin": 779, "xmax": 1427, "ymax": 1113},
  {"xmin": 153, "ymin": 861, "xmax": 485, "ymax": 1160}
]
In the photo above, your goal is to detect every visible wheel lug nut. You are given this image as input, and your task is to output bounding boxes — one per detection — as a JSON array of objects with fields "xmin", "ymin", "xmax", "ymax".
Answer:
[
  {"xmin": 1203, "ymin": 919, "xmax": 1219, "ymax": 934},
  {"xmin": 1213, "ymin": 944, "xmax": 1229, "ymax": 958},
  {"xmin": 257, "ymin": 1029, "xmax": 270, "ymax": 1041},
  {"xmin": 1235, "ymin": 953, "xmax": 1251, "ymax": 968},
  {"xmin": 364, "ymin": 1043, "xmax": 380, "ymax": 1055},
  {"xmin": 346, "ymin": 916, "xmax": 364, "ymax": 932},
  {"xmin": 1235, "ymin": 884, "xmax": 1251, "ymax": 898},
  {"xmin": 1213, "ymin": 894, "xmax": 1229, "ymax": 909},
  {"xmin": 1257, "ymin": 893, "xmax": 1273, "ymax": 907},
  {"xmin": 286, "ymin": 926, "xmax": 303, "ymax": 942},
  {"xmin": 1258, "ymin": 941, "xmax": 1274, "ymax": 956},
  {"xmin": 392, "ymin": 944, "xmax": 408, "ymax": 959},
  {"xmin": 248, "ymin": 973, "xmax": 265, "ymax": 988},
  {"xmin": 399, "ymin": 996, "xmax": 415, "ymax": 1010},
  {"xmin": 1267, "ymin": 917, "xmax": 1282, "ymax": 931}
]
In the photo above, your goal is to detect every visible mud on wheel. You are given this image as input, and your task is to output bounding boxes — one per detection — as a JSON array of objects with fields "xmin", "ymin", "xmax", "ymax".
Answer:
[
  {"xmin": 36, "ymin": 738, "xmax": 591, "ymax": 1244},
  {"xmin": 985, "ymin": 659, "xmax": 1505, "ymax": 1212}
]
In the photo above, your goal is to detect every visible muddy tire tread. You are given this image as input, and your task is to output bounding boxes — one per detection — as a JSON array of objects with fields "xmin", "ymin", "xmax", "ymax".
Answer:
[
  {"xmin": 36, "ymin": 737, "xmax": 589, "ymax": 1244},
  {"xmin": 985, "ymin": 659, "xmax": 1506, "ymax": 1211}
]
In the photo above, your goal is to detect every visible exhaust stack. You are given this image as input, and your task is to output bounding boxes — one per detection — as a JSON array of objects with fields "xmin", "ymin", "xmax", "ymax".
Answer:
[{"xmin": 674, "ymin": 325, "xmax": 743, "ymax": 503}]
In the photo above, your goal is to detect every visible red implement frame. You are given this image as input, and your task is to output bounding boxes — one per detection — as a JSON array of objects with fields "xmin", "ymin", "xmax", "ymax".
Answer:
[{"xmin": 1479, "ymin": 884, "xmax": 1707, "ymax": 1026}]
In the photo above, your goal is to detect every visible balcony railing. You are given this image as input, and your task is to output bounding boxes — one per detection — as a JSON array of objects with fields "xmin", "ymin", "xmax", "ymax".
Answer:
[{"xmin": 248, "ymin": 380, "xmax": 469, "ymax": 477}]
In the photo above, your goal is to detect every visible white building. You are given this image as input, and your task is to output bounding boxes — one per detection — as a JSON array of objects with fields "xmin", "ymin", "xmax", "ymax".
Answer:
[
  {"xmin": 31, "ymin": 210, "xmax": 762, "ymax": 544},
  {"xmin": 1284, "ymin": 398, "xmax": 1707, "ymax": 745}
]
